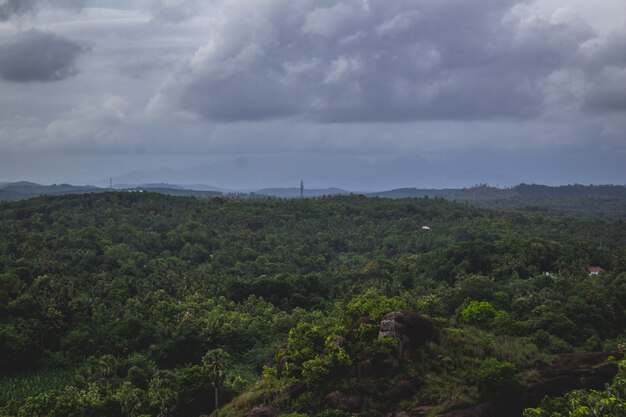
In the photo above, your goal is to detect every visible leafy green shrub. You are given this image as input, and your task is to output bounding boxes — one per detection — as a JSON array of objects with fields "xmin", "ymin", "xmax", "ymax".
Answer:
[
  {"xmin": 415, "ymin": 294, "xmax": 445, "ymax": 317},
  {"xmin": 374, "ymin": 335, "xmax": 399, "ymax": 350},
  {"xmin": 301, "ymin": 336, "xmax": 352, "ymax": 386},
  {"xmin": 284, "ymin": 323, "xmax": 326, "ymax": 378},
  {"xmin": 459, "ymin": 301, "xmax": 496, "ymax": 327},
  {"xmin": 584, "ymin": 335, "xmax": 603, "ymax": 352},
  {"xmin": 476, "ymin": 359, "xmax": 521, "ymax": 401},
  {"xmin": 531, "ymin": 330, "xmax": 573, "ymax": 354},
  {"xmin": 344, "ymin": 289, "xmax": 407, "ymax": 322}
]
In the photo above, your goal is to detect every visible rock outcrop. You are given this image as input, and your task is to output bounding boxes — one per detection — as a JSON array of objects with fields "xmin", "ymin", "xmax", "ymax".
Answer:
[
  {"xmin": 384, "ymin": 379, "xmax": 416, "ymax": 401},
  {"xmin": 378, "ymin": 311, "xmax": 437, "ymax": 359},
  {"xmin": 524, "ymin": 351, "xmax": 617, "ymax": 406},
  {"xmin": 244, "ymin": 405, "xmax": 281, "ymax": 417},
  {"xmin": 356, "ymin": 346, "xmax": 399, "ymax": 378},
  {"xmin": 430, "ymin": 352, "xmax": 619, "ymax": 417},
  {"xmin": 324, "ymin": 391, "xmax": 363, "ymax": 411},
  {"xmin": 284, "ymin": 381, "xmax": 306, "ymax": 398}
]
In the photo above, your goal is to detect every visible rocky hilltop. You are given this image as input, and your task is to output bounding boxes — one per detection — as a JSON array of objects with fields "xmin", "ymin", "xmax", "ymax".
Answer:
[{"xmin": 221, "ymin": 311, "xmax": 618, "ymax": 417}]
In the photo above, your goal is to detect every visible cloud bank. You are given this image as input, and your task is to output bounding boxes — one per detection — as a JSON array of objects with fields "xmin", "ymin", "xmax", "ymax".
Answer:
[
  {"xmin": 150, "ymin": 0, "xmax": 626, "ymax": 124},
  {"xmin": 0, "ymin": 0, "xmax": 83, "ymax": 21},
  {"xmin": 0, "ymin": 30, "xmax": 87, "ymax": 82},
  {"xmin": 0, "ymin": 0, "xmax": 624, "ymax": 187}
]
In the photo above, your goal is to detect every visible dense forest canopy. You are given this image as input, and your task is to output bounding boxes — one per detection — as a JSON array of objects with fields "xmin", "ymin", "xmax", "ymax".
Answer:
[{"xmin": 0, "ymin": 193, "xmax": 624, "ymax": 417}]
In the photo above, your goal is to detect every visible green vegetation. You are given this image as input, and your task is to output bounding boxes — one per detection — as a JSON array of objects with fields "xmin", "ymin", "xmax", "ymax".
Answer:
[
  {"xmin": 0, "ymin": 368, "xmax": 76, "ymax": 404},
  {"xmin": 0, "ymin": 192, "xmax": 624, "ymax": 417},
  {"xmin": 524, "ymin": 359, "xmax": 626, "ymax": 417}
]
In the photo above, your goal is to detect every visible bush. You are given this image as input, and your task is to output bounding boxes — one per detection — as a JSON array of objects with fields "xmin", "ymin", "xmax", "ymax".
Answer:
[
  {"xmin": 532, "ymin": 330, "xmax": 573, "ymax": 354},
  {"xmin": 344, "ymin": 289, "xmax": 407, "ymax": 322},
  {"xmin": 459, "ymin": 301, "xmax": 496, "ymax": 327},
  {"xmin": 476, "ymin": 359, "xmax": 521, "ymax": 401}
]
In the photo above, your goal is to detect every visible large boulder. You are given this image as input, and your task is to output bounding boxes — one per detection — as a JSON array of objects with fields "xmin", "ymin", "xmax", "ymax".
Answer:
[
  {"xmin": 357, "ymin": 347, "xmax": 399, "ymax": 378},
  {"xmin": 384, "ymin": 379, "xmax": 415, "ymax": 401},
  {"xmin": 378, "ymin": 311, "xmax": 436, "ymax": 359},
  {"xmin": 324, "ymin": 391, "xmax": 363, "ymax": 411},
  {"xmin": 383, "ymin": 408, "xmax": 434, "ymax": 417},
  {"xmin": 524, "ymin": 351, "xmax": 617, "ymax": 407},
  {"xmin": 435, "ymin": 403, "xmax": 494, "ymax": 417},
  {"xmin": 433, "ymin": 352, "xmax": 619, "ymax": 417},
  {"xmin": 244, "ymin": 406, "xmax": 281, "ymax": 417},
  {"xmin": 284, "ymin": 381, "xmax": 306, "ymax": 398}
]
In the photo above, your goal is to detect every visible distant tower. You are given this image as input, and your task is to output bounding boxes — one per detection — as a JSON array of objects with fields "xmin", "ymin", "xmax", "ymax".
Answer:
[
  {"xmin": 109, "ymin": 178, "xmax": 113, "ymax": 190},
  {"xmin": 300, "ymin": 179, "xmax": 304, "ymax": 199}
]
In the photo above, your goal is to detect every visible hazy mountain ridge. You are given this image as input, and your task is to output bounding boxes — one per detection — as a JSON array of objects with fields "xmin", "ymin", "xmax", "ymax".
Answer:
[
  {"xmin": 367, "ymin": 188, "xmax": 459, "ymax": 199},
  {"xmin": 1, "ymin": 182, "xmax": 625, "ymax": 206},
  {"xmin": 255, "ymin": 187, "xmax": 351, "ymax": 198},
  {"xmin": 0, "ymin": 182, "xmax": 101, "ymax": 201},
  {"xmin": 370, "ymin": 184, "xmax": 626, "ymax": 200}
]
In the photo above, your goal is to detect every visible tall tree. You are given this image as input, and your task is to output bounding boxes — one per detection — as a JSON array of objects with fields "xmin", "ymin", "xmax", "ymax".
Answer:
[{"xmin": 202, "ymin": 349, "xmax": 230, "ymax": 417}]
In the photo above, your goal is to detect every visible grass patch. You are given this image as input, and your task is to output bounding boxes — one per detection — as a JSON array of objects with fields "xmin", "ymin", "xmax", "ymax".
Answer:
[
  {"xmin": 0, "ymin": 368, "xmax": 76, "ymax": 404},
  {"xmin": 219, "ymin": 379, "xmax": 275, "ymax": 417}
]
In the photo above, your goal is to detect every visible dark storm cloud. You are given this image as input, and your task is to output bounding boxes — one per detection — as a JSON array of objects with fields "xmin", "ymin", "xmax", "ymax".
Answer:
[
  {"xmin": 0, "ymin": 30, "xmax": 87, "ymax": 82},
  {"xmin": 0, "ymin": 0, "xmax": 83, "ymax": 21},
  {"xmin": 582, "ymin": 32, "xmax": 626, "ymax": 111},
  {"xmin": 160, "ymin": 0, "xmax": 626, "ymax": 123},
  {"xmin": 0, "ymin": 0, "xmax": 37, "ymax": 20}
]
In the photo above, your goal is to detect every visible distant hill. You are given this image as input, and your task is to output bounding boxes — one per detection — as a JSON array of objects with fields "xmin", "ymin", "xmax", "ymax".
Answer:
[
  {"xmin": 514, "ymin": 183, "xmax": 626, "ymax": 199},
  {"xmin": 362, "ymin": 184, "xmax": 626, "ymax": 216},
  {"xmin": 368, "ymin": 188, "xmax": 458, "ymax": 199},
  {"xmin": 255, "ymin": 187, "xmax": 350, "ymax": 198},
  {"xmin": 123, "ymin": 187, "xmax": 222, "ymax": 198},
  {"xmin": 0, "ymin": 182, "xmax": 102, "ymax": 201},
  {"xmin": 112, "ymin": 183, "xmax": 186, "ymax": 190},
  {"xmin": 0, "ymin": 182, "xmax": 223, "ymax": 202},
  {"xmin": 2, "ymin": 182, "xmax": 625, "ymax": 210},
  {"xmin": 0, "ymin": 189, "xmax": 26, "ymax": 202},
  {"xmin": 367, "ymin": 184, "xmax": 626, "ymax": 201}
]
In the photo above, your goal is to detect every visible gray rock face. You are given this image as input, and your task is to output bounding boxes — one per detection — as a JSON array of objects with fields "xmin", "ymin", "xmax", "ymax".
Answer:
[
  {"xmin": 378, "ymin": 311, "xmax": 436, "ymax": 359},
  {"xmin": 379, "ymin": 312, "xmax": 410, "ymax": 340},
  {"xmin": 384, "ymin": 379, "xmax": 415, "ymax": 400},
  {"xmin": 324, "ymin": 390, "xmax": 363, "ymax": 411},
  {"xmin": 244, "ymin": 405, "xmax": 281, "ymax": 417}
]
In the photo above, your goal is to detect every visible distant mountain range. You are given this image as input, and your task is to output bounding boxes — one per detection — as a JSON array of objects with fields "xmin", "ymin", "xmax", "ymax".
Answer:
[
  {"xmin": 255, "ymin": 187, "xmax": 350, "ymax": 198},
  {"xmin": 367, "ymin": 184, "xmax": 626, "ymax": 200},
  {"xmin": 1, "ymin": 181, "xmax": 625, "ymax": 204},
  {"xmin": 0, "ymin": 182, "xmax": 101, "ymax": 201}
]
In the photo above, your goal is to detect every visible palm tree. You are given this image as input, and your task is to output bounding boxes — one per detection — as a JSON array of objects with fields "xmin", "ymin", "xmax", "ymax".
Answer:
[{"xmin": 202, "ymin": 349, "xmax": 231, "ymax": 417}]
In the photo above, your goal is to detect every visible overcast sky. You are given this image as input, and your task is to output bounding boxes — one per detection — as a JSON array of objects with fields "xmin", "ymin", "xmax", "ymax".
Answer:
[{"xmin": 0, "ymin": 0, "xmax": 625, "ymax": 189}]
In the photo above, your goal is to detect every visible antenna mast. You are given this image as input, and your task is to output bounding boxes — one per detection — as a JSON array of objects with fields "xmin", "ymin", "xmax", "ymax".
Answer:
[{"xmin": 300, "ymin": 179, "xmax": 304, "ymax": 199}]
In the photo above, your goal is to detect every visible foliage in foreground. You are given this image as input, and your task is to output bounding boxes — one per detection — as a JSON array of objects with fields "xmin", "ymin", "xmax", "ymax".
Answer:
[{"xmin": 524, "ymin": 359, "xmax": 626, "ymax": 417}]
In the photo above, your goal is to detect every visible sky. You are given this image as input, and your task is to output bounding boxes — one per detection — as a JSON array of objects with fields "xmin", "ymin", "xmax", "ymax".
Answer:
[{"xmin": 0, "ymin": 0, "xmax": 625, "ymax": 190}]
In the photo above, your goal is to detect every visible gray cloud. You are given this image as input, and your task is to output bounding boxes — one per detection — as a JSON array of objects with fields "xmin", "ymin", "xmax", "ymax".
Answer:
[
  {"xmin": 0, "ymin": 0, "xmax": 37, "ymax": 21},
  {"xmin": 139, "ymin": 0, "xmax": 205, "ymax": 22},
  {"xmin": 0, "ymin": 0, "xmax": 83, "ymax": 21},
  {"xmin": 151, "ymin": 0, "xmax": 626, "ymax": 124},
  {"xmin": 581, "ymin": 32, "xmax": 626, "ymax": 111},
  {"xmin": 0, "ymin": 30, "xmax": 87, "ymax": 82}
]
